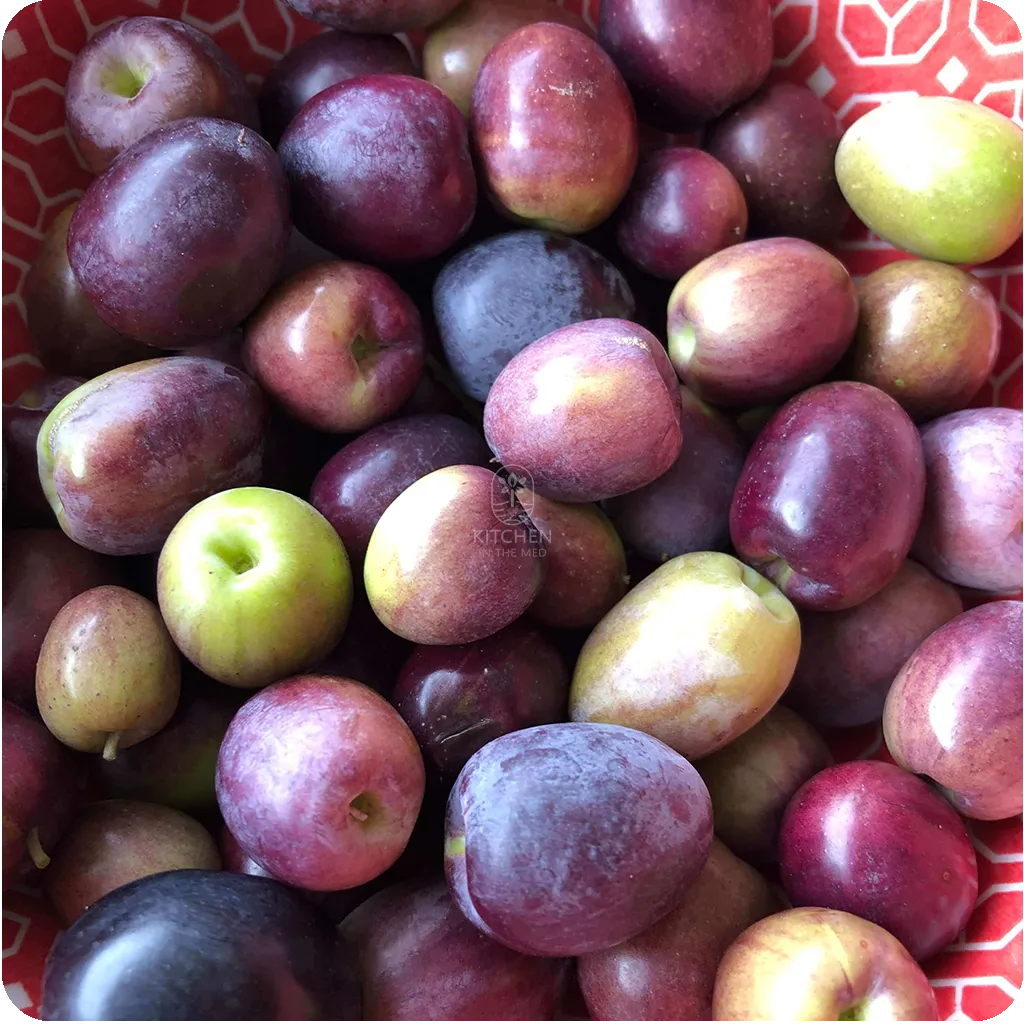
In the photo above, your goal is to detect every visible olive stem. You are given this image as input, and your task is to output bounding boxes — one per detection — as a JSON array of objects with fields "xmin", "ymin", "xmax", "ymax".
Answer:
[
  {"xmin": 102, "ymin": 731, "xmax": 121, "ymax": 762},
  {"xmin": 26, "ymin": 828, "xmax": 50, "ymax": 870}
]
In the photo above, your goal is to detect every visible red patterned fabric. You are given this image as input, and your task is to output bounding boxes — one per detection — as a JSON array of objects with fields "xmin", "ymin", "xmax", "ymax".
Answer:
[{"xmin": 2, "ymin": 0, "xmax": 1021, "ymax": 1018}]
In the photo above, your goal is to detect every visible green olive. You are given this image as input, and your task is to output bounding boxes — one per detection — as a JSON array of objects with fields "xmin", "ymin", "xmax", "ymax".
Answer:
[{"xmin": 836, "ymin": 96, "xmax": 1023, "ymax": 265}]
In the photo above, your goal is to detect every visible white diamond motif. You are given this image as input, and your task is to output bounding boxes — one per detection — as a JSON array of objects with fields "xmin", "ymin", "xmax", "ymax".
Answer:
[
  {"xmin": 937, "ymin": 55, "xmax": 969, "ymax": 91},
  {"xmin": 807, "ymin": 63, "xmax": 837, "ymax": 96},
  {"xmin": 4, "ymin": 983, "xmax": 31, "ymax": 1010}
]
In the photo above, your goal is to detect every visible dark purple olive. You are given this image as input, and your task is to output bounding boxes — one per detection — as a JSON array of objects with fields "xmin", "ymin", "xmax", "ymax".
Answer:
[
  {"xmin": 68, "ymin": 118, "xmax": 290, "ymax": 347},
  {"xmin": 310, "ymin": 413, "xmax": 491, "ymax": 568},
  {"xmin": 278, "ymin": 75, "xmax": 476, "ymax": 264},
  {"xmin": 730, "ymin": 382, "xmax": 925, "ymax": 610},
  {"xmin": 433, "ymin": 230, "xmax": 635, "ymax": 401},
  {"xmin": 615, "ymin": 148, "xmax": 748, "ymax": 280},
  {"xmin": 706, "ymin": 82, "xmax": 850, "ymax": 244},
  {"xmin": 258, "ymin": 30, "xmax": 416, "ymax": 145},
  {"xmin": 40, "ymin": 870, "xmax": 360, "ymax": 1020},
  {"xmin": 392, "ymin": 622, "xmax": 568, "ymax": 779}
]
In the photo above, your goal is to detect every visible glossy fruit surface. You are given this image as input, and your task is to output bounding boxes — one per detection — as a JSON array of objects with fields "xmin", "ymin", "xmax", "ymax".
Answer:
[
  {"xmin": 779, "ymin": 760, "xmax": 978, "ymax": 961},
  {"xmin": 884, "ymin": 601, "xmax": 1023, "ymax": 821},
  {"xmin": 64, "ymin": 16, "xmax": 256, "ymax": 173},
  {"xmin": 364, "ymin": 465, "xmax": 545, "ymax": 645},
  {"xmin": 279, "ymin": 0, "xmax": 460, "ymax": 33},
  {"xmin": 616, "ymin": 147, "xmax": 748, "ymax": 280},
  {"xmin": 157, "ymin": 487, "xmax": 353, "ymax": 689},
  {"xmin": 524, "ymin": 492, "xmax": 628, "ymax": 629},
  {"xmin": 97, "ymin": 678, "xmax": 244, "ymax": 812},
  {"xmin": 2, "ymin": 529, "xmax": 124, "ymax": 708},
  {"xmin": 784, "ymin": 560, "xmax": 962, "ymax": 729},
  {"xmin": 483, "ymin": 319, "xmax": 682, "ymax": 502},
  {"xmin": 258, "ymin": 30, "xmax": 415, "ymax": 144},
  {"xmin": 605, "ymin": 387, "xmax": 746, "ymax": 561},
  {"xmin": 835, "ymin": 96, "xmax": 1023, "ymax": 264},
  {"xmin": 730, "ymin": 382, "xmax": 925, "ymax": 610},
  {"xmin": 667, "ymin": 238, "xmax": 858, "ymax": 408},
  {"xmin": 279, "ymin": 76, "xmax": 476, "ymax": 264},
  {"xmin": 24, "ymin": 204, "xmax": 152, "ymax": 378},
  {"xmin": 36, "ymin": 585, "xmax": 181, "ymax": 759},
  {"xmin": 40, "ymin": 870, "xmax": 360, "ymax": 1020},
  {"xmin": 244, "ymin": 261, "xmax": 425, "ymax": 433},
  {"xmin": 68, "ymin": 118, "xmax": 289, "ymax": 346},
  {"xmin": 570, "ymin": 552, "xmax": 800, "ymax": 759},
  {"xmin": 392, "ymin": 622, "xmax": 568, "ymax": 779},
  {"xmin": 696, "ymin": 705, "xmax": 832, "ymax": 864},
  {"xmin": 433, "ymin": 230, "xmax": 635, "ymax": 402},
  {"xmin": 598, "ymin": 0, "xmax": 772, "ymax": 130},
  {"xmin": 844, "ymin": 260, "xmax": 1000, "ymax": 421},
  {"xmin": 706, "ymin": 82, "xmax": 849, "ymax": 243},
  {"xmin": 310, "ymin": 414, "xmax": 490, "ymax": 566},
  {"xmin": 578, "ymin": 840, "xmax": 780, "ymax": 1020},
  {"xmin": 3, "ymin": 375, "xmax": 84, "ymax": 527},
  {"xmin": 425, "ymin": 0, "xmax": 589, "ymax": 119},
  {"xmin": 342, "ymin": 878, "xmax": 569, "ymax": 1019},
  {"xmin": 912, "ymin": 408, "xmax": 1023, "ymax": 594},
  {"xmin": 712, "ymin": 907, "xmax": 939, "ymax": 1021},
  {"xmin": 472, "ymin": 22, "xmax": 637, "ymax": 234},
  {"xmin": 38, "ymin": 358, "xmax": 265, "ymax": 556}
]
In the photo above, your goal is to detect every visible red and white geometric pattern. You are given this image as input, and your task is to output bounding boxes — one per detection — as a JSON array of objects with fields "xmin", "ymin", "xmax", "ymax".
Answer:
[
  {"xmin": 2, "ymin": 0, "xmax": 1021, "ymax": 1019},
  {"xmin": 2, "ymin": 886, "xmax": 61, "ymax": 1017}
]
